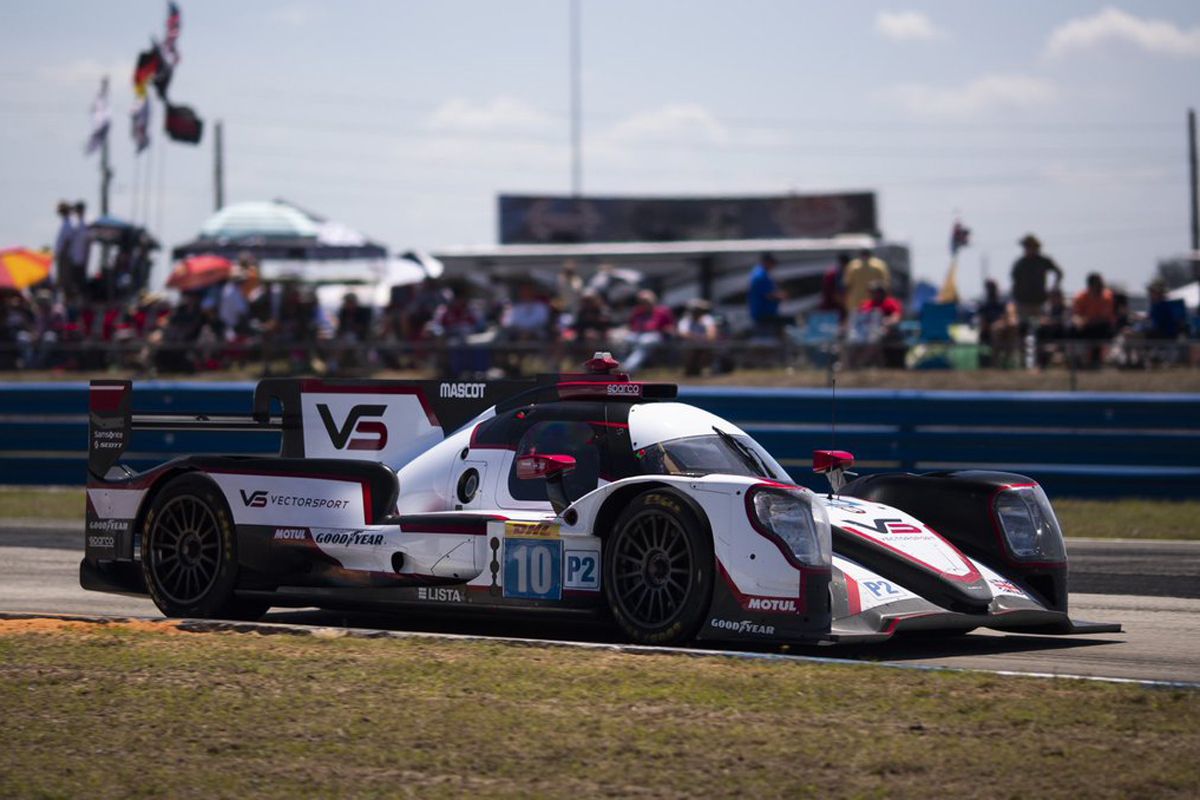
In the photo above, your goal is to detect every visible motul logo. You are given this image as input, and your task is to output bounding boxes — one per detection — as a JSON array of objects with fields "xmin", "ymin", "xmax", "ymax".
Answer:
[
  {"xmin": 746, "ymin": 597, "xmax": 799, "ymax": 613},
  {"xmin": 317, "ymin": 404, "xmax": 388, "ymax": 451},
  {"xmin": 240, "ymin": 489, "xmax": 268, "ymax": 508}
]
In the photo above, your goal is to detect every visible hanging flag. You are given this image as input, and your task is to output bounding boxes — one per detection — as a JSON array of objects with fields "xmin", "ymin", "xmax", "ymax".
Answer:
[
  {"xmin": 164, "ymin": 2, "xmax": 182, "ymax": 65},
  {"xmin": 84, "ymin": 77, "xmax": 111, "ymax": 155},
  {"xmin": 165, "ymin": 103, "xmax": 203, "ymax": 144},
  {"xmin": 131, "ymin": 97, "xmax": 151, "ymax": 153},
  {"xmin": 153, "ymin": 44, "xmax": 174, "ymax": 101},
  {"xmin": 949, "ymin": 218, "xmax": 971, "ymax": 256},
  {"xmin": 133, "ymin": 45, "xmax": 161, "ymax": 99}
]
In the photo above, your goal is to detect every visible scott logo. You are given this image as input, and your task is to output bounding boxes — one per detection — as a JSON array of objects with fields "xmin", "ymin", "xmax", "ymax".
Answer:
[
  {"xmin": 317, "ymin": 404, "xmax": 388, "ymax": 451},
  {"xmin": 240, "ymin": 489, "xmax": 268, "ymax": 508}
]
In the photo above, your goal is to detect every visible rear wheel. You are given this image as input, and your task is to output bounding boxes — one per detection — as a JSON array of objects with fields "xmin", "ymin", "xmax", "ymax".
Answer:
[
  {"xmin": 140, "ymin": 474, "xmax": 268, "ymax": 620},
  {"xmin": 602, "ymin": 489, "xmax": 713, "ymax": 645}
]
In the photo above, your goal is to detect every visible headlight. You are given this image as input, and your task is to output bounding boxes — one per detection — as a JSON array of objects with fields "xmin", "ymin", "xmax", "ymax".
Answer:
[
  {"xmin": 993, "ymin": 485, "xmax": 1066, "ymax": 563},
  {"xmin": 746, "ymin": 486, "xmax": 832, "ymax": 568}
]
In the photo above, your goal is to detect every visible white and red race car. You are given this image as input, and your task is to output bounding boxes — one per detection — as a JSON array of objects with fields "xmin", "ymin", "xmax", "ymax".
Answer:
[{"xmin": 82, "ymin": 355, "xmax": 1118, "ymax": 645}]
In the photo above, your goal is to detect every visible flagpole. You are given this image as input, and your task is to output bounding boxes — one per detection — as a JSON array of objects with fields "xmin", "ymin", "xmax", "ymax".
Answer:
[{"xmin": 99, "ymin": 75, "xmax": 112, "ymax": 216}]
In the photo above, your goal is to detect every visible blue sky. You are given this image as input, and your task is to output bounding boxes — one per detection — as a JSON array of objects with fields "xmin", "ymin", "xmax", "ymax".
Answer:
[{"xmin": 1, "ymin": 1, "xmax": 1198, "ymax": 294}]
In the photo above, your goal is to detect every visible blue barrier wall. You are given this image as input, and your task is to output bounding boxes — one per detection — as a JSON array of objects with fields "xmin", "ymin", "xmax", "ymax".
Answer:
[{"xmin": 2, "ymin": 382, "xmax": 1198, "ymax": 498}]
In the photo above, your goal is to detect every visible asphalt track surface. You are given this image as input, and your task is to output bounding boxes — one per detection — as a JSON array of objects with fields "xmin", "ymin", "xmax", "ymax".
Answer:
[{"xmin": 2, "ymin": 523, "xmax": 1198, "ymax": 685}]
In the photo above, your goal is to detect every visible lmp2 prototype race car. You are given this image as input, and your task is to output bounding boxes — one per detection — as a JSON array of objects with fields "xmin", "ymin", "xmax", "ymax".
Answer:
[{"xmin": 82, "ymin": 354, "xmax": 1118, "ymax": 646}]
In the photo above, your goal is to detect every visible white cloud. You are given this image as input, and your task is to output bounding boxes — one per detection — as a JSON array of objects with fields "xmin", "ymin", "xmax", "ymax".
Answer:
[
  {"xmin": 1046, "ymin": 7, "xmax": 1200, "ymax": 58},
  {"xmin": 875, "ymin": 10, "xmax": 945, "ymax": 42},
  {"xmin": 600, "ymin": 103, "xmax": 730, "ymax": 145},
  {"xmin": 885, "ymin": 74, "xmax": 1057, "ymax": 118},
  {"xmin": 425, "ymin": 96, "xmax": 557, "ymax": 134}
]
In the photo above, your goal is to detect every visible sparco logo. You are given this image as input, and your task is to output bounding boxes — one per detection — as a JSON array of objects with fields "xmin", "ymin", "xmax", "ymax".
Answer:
[
  {"xmin": 710, "ymin": 618, "xmax": 776, "ymax": 636},
  {"xmin": 606, "ymin": 383, "xmax": 642, "ymax": 397},
  {"xmin": 318, "ymin": 403, "xmax": 388, "ymax": 451},
  {"xmin": 417, "ymin": 587, "xmax": 464, "ymax": 602},
  {"xmin": 313, "ymin": 530, "xmax": 384, "ymax": 547},
  {"xmin": 745, "ymin": 597, "xmax": 799, "ymax": 614},
  {"xmin": 440, "ymin": 382, "xmax": 485, "ymax": 399},
  {"xmin": 240, "ymin": 489, "xmax": 268, "ymax": 508}
]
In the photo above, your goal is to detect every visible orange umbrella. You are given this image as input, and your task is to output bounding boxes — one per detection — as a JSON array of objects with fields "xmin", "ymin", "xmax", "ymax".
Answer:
[
  {"xmin": 167, "ymin": 254, "xmax": 233, "ymax": 291},
  {"xmin": 0, "ymin": 248, "xmax": 52, "ymax": 290}
]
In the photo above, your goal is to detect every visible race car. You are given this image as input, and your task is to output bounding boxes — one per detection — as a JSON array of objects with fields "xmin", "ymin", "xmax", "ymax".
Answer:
[{"xmin": 81, "ymin": 354, "xmax": 1119, "ymax": 645}]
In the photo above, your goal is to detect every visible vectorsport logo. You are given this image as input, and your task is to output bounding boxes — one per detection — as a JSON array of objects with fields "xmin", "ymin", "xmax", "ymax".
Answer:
[
  {"xmin": 317, "ymin": 403, "xmax": 388, "ymax": 451},
  {"xmin": 240, "ymin": 489, "xmax": 268, "ymax": 508}
]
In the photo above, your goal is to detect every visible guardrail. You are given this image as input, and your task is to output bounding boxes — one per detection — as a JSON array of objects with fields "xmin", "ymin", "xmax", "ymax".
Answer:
[{"xmin": 1, "ymin": 382, "xmax": 1197, "ymax": 498}]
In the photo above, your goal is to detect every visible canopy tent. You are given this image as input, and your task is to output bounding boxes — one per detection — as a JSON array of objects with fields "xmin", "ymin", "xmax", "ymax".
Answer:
[
  {"xmin": 171, "ymin": 199, "xmax": 388, "ymax": 282},
  {"xmin": 89, "ymin": 215, "xmax": 160, "ymax": 250}
]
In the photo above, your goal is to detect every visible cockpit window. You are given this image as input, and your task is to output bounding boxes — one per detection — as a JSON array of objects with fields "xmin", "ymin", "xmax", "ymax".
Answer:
[{"xmin": 634, "ymin": 433, "xmax": 788, "ymax": 481}]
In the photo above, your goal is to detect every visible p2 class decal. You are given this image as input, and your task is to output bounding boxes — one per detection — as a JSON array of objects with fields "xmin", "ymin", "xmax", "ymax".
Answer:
[
  {"xmin": 564, "ymin": 549, "xmax": 600, "ymax": 591},
  {"xmin": 503, "ymin": 522, "xmax": 563, "ymax": 600}
]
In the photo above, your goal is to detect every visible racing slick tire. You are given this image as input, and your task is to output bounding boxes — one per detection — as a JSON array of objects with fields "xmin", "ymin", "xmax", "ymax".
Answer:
[
  {"xmin": 603, "ymin": 488, "xmax": 714, "ymax": 646},
  {"xmin": 140, "ymin": 473, "xmax": 268, "ymax": 621}
]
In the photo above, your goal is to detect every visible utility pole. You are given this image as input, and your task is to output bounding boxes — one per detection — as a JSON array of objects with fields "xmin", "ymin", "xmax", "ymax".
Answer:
[
  {"xmin": 1188, "ymin": 108, "xmax": 1198, "ymax": 252},
  {"xmin": 569, "ymin": 0, "xmax": 582, "ymax": 197},
  {"xmin": 213, "ymin": 119, "xmax": 225, "ymax": 212}
]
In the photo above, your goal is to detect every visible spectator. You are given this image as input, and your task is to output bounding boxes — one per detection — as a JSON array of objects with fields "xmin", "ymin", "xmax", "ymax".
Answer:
[
  {"xmin": 502, "ymin": 282, "xmax": 552, "ymax": 341},
  {"xmin": 68, "ymin": 201, "xmax": 91, "ymax": 302},
  {"xmin": 747, "ymin": 252, "xmax": 790, "ymax": 336},
  {"xmin": 1011, "ymin": 233, "xmax": 1062, "ymax": 329},
  {"xmin": 843, "ymin": 248, "xmax": 891, "ymax": 317},
  {"xmin": 678, "ymin": 298, "xmax": 720, "ymax": 376},
  {"xmin": 329, "ymin": 292, "xmax": 373, "ymax": 373},
  {"xmin": 1071, "ymin": 272, "xmax": 1116, "ymax": 367},
  {"xmin": 851, "ymin": 281, "xmax": 905, "ymax": 368},
  {"xmin": 433, "ymin": 289, "xmax": 487, "ymax": 377},
  {"xmin": 52, "ymin": 201, "xmax": 73, "ymax": 297},
  {"xmin": 975, "ymin": 279, "xmax": 1019, "ymax": 368},
  {"xmin": 557, "ymin": 260, "xmax": 584, "ymax": 315},
  {"xmin": 570, "ymin": 289, "xmax": 612, "ymax": 347},
  {"xmin": 624, "ymin": 289, "xmax": 675, "ymax": 372},
  {"xmin": 1139, "ymin": 280, "xmax": 1185, "ymax": 340},
  {"xmin": 1034, "ymin": 287, "xmax": 1070, "ymax": 369},
  {"xmin": 207, "ymin": 268, "xmax": 251, "ymax": 340},
  {"xmin": 817, "ymin": 253, "xmax": 850, "ymax": 320}
]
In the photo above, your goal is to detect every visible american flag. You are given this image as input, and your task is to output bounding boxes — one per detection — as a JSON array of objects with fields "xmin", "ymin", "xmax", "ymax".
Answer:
[{"xmin": 164, "ymin": 2, "xmax": 181, "ymax": 64}]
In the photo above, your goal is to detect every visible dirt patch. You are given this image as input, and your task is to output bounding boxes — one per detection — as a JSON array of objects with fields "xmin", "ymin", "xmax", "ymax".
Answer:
[{"xmin": 0, "ymin": 617, "xmax": 185, "ymax": 636}]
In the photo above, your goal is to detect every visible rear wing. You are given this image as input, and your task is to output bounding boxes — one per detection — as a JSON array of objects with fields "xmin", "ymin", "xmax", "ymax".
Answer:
[{"xmin": 87, "ymin": 377, "xmax": 536, "ymax": 480}]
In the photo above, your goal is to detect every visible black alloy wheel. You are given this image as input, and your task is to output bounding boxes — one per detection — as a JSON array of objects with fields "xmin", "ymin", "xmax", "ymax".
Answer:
[
  {"xmin": 603, "ymin": 489, "xmax": 713, "ymax": 645},
  {"xmin": 141, "ymin": 473, "xmax": 268, "ymax": 620}
]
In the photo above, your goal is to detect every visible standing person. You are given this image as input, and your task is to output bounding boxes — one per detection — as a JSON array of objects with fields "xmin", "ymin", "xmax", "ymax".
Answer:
[
  {"xmin": 1010, "ymin": 233, "xmax": 1062, "ymax": 367},
  {"xmin": 68, "ymin": 201, "xmax": 91, "ymax": 304},
  {"xmin": 557, "ymin": 259, "xmax": 584, "ymax": 315},
  {"xmin": 842, "ymin": 248, "xmax": 890, "ymax": 317},
  {"xmin": 747, "ymin": 252, "xmax": 789, "ymax": 336},
  {"xmin": 52, "ymin": 201, "xmax": 74, "ymax": 297},
  {"xmin": 975, "ymin": 279, "xmax": 1019, "ymax": 368}
]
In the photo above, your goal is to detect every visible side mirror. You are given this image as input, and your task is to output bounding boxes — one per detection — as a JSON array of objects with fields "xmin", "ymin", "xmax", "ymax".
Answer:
[
  {"xmin": 812, "ymin": 449, "xmax": 856, "ymax": 493},
  {"xmin": 812, "ymin": 450, "xmax": 855, "ymax": 473},
  {"xmin": 515, "ymin": 453, "xmax": 576, "ymax": 481}
]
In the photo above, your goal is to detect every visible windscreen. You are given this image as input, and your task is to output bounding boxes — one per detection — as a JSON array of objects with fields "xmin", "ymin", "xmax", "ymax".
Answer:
[{"xmin": 635, "ymin": 434, "xmax": 788, "ymax": 481}]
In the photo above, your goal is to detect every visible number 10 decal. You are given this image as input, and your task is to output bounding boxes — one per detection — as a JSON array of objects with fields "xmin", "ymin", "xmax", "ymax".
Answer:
[{"xmin": 503, "ymin": 538, "xmax": 563, "ymax": 600}]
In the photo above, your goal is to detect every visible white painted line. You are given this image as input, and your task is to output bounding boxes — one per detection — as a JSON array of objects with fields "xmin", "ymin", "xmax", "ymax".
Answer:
[{"xmin": 3, "ymin": 611, "xmax": 1196, "ymax": 690}]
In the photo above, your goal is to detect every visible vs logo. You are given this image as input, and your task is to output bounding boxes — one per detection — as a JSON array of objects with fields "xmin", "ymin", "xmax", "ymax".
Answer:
[
  {"xmin": 847, "ymin": 518, "xmax": 925, "ymax": 535},
  {"xmin": 317, "ymin": 404, "xmax": 388, "ymax": 451},
  {"xmin": 240, "ymin": 489, "xmax": 268, "ymax": 508}
]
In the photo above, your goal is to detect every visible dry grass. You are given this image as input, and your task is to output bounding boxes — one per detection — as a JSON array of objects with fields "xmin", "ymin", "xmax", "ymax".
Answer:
[{"xmin": 0, "ymin": 620, "xmax": 1196, "ymax": 799}]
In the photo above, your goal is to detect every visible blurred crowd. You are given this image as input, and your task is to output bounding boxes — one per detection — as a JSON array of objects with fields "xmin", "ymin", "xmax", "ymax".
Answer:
[{"xmin": 2, "ymin": 232, "xmax": 1197, "ymax": 376}]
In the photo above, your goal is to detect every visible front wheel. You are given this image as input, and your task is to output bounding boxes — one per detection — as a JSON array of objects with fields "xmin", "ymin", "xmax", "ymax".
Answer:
[
  {"xmin": 602, "ymin": 489, "xmax": 714, "ymax": 645},
  {"xmin": 140, "ymin": 473, "xmax": 267, "ymax": 620}
]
